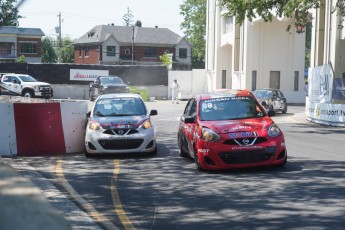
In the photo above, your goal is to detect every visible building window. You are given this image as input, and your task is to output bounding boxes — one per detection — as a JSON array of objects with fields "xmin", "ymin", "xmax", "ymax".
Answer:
[
  {"xmin": 294, "ymin": 71, "xmax": 299, "ymax": 91},
  {"xmin": 85, "ymin": 47, "xmax": 89, "ymax": 57},
  {"xmin": 252, "ymin": 71, "xmax": 257, "ymax": 91},
  {"xmin": 269, "ymin": 71, "xmax": 280, "ymax": 89},
  {"xmin": 179, "ymin": 48, "xmax": 187, "ymax": 58},
  {"xmin": 78, "ymin": 47, "xmax": 82, "ymax": 57},
  {"xmin": 106, "ymin": 46, "xmax": 116, "ymax": 56},
  {"xmin": 222, "ymin": 70, "xmax": 226, "ymax": 88},
  {"xmin": 144, "ymin": 47, "xmax": 157, "ymax": 57},
  {"xmin": 125, "ymin": 48, "xmax": 131, "ymax": 55},
  {"xmin": 19, "ymin": 42, "xmax": 37, "ymax": 54}
]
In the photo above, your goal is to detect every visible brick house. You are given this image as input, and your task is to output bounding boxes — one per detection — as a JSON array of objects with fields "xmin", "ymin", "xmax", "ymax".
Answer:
[
  {"xmin": 74, "ymin": 24, "xmax": 192, "ymax": 69},
  {"xmin": 0, "ymin": 26, "xmax": 45, "ymax": 63}
]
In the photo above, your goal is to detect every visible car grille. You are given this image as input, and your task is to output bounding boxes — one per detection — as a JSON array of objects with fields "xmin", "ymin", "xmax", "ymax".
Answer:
[
  {"xmin": 98, "ymin": 139, "xmax": 144, "ymax": 150},
  {"xmin": 103, "ymin": 129, "xmax": 138, "ymax": 135},
  {"xmin": 223, "ymin": 137, "xmax": 267, "ymax": 146},
  {"xmin": 219, "ymin": 146, "xmax": 276, "ymax": 164}
]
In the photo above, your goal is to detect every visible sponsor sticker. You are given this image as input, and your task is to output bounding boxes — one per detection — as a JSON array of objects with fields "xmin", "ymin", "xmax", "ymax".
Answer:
[{"xmin": 229, "ymin": 132, "xmax": 258, "ymax": 139}]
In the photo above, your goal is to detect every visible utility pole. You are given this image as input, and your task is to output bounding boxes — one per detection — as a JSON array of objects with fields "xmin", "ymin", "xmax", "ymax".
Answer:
[
  {"xmin": 56, "ymin": 12, "xmax": 62, "ymax": 62},
  {"xmin": 131, "ymin": 26, "xmax": 134, "ymax": 65}
]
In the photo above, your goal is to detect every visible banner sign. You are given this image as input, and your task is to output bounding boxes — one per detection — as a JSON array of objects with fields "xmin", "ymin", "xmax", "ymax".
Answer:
[
  {"xmin": 332, "ymin": 78, "xmax": 345, "ymax": 100},
  {"xmin": 70, "ymin": 69, "xmax": 109, "ymax": 81},
  {"xmin": 306, "ymin": 101, "xmax": 345, "ymax": 126},
  {"xmin": 308, "ymin": 65, "xmax": 333, "ymax": 103}
]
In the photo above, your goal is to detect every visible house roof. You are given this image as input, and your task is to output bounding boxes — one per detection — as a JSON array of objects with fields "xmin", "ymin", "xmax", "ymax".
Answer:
[
  {"xmin": 0, "ymin": 26, "xmax": 45, "ymax": 36},
  {"xmin": 74, "ymin": 25, "xmax": 190, "ymax": 47}
]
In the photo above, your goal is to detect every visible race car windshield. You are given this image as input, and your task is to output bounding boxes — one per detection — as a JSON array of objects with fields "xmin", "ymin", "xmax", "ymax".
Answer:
[
  {"xmin": 18, "ymin": 75, "xmax": 37, "ymax": 82},
  {"xmin": 200, "ymin": 97, "xmax": 265, "ymax": 121},
  {"xmin": 253, "ymin": 90, "xmax": 272, "ymax": 99},
  {"xmin": 94, "ymin": 98, "xmax": 146, "ymax": 116}
]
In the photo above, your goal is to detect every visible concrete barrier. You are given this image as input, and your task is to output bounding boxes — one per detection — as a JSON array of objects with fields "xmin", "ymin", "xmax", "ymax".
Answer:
[{"xmin": 0, "ymin": 96, "xmax": 88, "ymax": 156}]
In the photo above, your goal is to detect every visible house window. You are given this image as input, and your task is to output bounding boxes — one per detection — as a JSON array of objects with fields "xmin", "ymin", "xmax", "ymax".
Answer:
[
  {"xmin": 78, "ymin": 47, "xmax": 82, "ymax": 57},
  {"xmin": 179, "ymin": 48, "xmax": 187, "ymax": 58},
  {"xmin": 19, "ymin": 42, "xmax": 37, "ymax": 54},
  {"xmin": 125, "ymin": 48, "xmax": 131, "ymax": 55},
  {"xmin": 107, "ymin": 46, "xmax": 116, "ymax": 56},
  {"xmin": 294, "ymin": 71, "xmax": 299, "ymax": 91},
  {"xmin": 144, "ymin": 47, "xmax": 157, "ymax": 57},
  {"xmin": 85, "ymin": 47, "xmax": 89, "ymax": 57}
]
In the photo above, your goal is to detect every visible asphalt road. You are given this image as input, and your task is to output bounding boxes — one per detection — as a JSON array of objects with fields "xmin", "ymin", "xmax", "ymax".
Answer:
[{"xmin": 5, "ymin": 100, "xmax": 345, "ymax": 230}]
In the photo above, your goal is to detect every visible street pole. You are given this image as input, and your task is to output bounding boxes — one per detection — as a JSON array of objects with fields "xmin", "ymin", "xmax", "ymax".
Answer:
[{"xmin": 131, "ymin": 26, "xmax": 134, "ymax": 65}]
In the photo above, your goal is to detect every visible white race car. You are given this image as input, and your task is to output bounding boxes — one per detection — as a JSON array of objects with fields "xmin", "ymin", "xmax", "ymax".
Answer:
[{"xmin": 85, "ymin": 93, "xmax": 157, "ymax": 157}]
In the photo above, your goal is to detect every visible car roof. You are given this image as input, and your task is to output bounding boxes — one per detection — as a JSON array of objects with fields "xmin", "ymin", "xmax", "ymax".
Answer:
[
  {"xmin": 254, "ymin": 88, "xmax": 279, "ymax": 91},
  {"xmin": 197, "ymin": 89, "xmax": 254, "ymax": 100},
  {"xmin": 98, "ymin": 75, "xmax": 121, "ymax": 78},
  {"xmin": 97, "ymin": 93, "xmax": 142, "ymax": 99}
]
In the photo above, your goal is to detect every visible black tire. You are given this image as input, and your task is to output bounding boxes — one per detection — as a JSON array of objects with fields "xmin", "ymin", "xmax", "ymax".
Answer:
[
  {"xmin": 193, "ymin": 149, "xmax": 204, "ymax": 171},
  {"xmin": 178, "ymin": 135, "xmax": 188, "ymax": 158},
  {"xmin": 149, "ymin": 145, "xmax": 158, "ymax": 156},
  {"xmin": 22, "ymin": 89, "xmax": 34, "ymax": 98},
  {"xmin": 282, "ymin": 104, "xmax": 288, "ymax": 114},
  {"xmin": 84, "ymin": 148, "xmax": 93, "ymax": 158},
  {"xmin": 277, "ymin": 155, "xmax": 287, "ymax": 167},
  {"xmin": 268, "ymin": 105, "xmax": 275, "ymax": 116}
]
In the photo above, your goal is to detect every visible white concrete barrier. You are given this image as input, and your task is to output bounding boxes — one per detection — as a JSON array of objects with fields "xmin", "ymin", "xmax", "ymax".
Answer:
[{"xmin": 0, "ymin": 96, "xmax": 88, "ymax": 156}]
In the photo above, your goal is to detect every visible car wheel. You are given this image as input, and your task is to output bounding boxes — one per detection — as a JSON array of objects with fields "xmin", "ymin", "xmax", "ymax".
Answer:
[
  {"xmin": 149, "ymin": 145, "xmax": 158, "ymax": 155},
  {"xmin": 282, "ymin": 104, "xmax": 288, "ymax": 114},
  {"xmin": 268, "ymin": 105, "xmax": 275, "ymax": 116},
  {"xmin": 178, "ymin": 135, "xmax": 188, "ymax": 158},
  {"xmin": 193, "ymin": 149, "xmax": 204, "ymax": 171},
  {"xmin": 22, "ymin": 89, "xmax": 34, "ymax": 98},
  {"xmin": 277, "ymin": 155, "xmax": 287, "ymax": 167},
  {"xmin": 84, "ymin": 148, "xmax": 93, "ymax": 158}
]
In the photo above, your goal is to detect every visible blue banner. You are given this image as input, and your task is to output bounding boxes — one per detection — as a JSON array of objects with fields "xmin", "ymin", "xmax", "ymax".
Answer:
[{"xmin": 332, "ymin": 78, "xmax": 345, "ymax": 100}]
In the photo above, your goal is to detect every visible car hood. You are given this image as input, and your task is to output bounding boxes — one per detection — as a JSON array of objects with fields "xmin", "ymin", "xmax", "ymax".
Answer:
[
  {"xmin": 200, "ymin": 117, "xmax": 273, "ymax": 134},
  {"xmin": 26, "ymin": 81, "xmax": 51, "ymax": 86},
  {"xmin": 91, "ymin": 114, "xmax": 149, "ymax": 129}
]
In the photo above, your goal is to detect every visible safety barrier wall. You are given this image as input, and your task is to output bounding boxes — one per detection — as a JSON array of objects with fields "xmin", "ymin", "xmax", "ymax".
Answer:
[{"xmin": 0, "ymin": 97, "xmax": 88, "ymax": 156}]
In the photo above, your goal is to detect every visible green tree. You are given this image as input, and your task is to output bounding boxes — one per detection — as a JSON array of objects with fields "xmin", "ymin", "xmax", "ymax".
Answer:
[
  {"xmin": 59, "ymin": 37, "xmax": 74, "ymax": 63},
  {"xmin": 159, "ymin": 52, "xmax": 173, "ymax": 69},
  {"xmin": 123, "ymin": 7, "xmax": 134, "ymax": 26},
  {"xmin": 17, "ymin": 54, "xmax": 26, "ymax": 63},
  {"xmin": 218, "ymin": 0, "xmax": 345, "ymax": 34},
  {"xmin": 0, "ymin": 0, "xmax": 22, "ymax": 26},
  {"xmin": 41, "ymin": 37, "xmax": 58, "ymax": 63},
  {"xmin": 180, "ymin": 0, "xmax": 206, "ymax": 69}
]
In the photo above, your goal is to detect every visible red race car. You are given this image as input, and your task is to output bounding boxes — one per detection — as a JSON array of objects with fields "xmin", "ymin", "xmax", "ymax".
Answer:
[{"xmin": 178, "ymin": 89, "xmax": 287, "ymax": 171}]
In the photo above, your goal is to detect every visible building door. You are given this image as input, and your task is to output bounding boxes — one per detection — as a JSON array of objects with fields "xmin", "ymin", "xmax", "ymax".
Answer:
[{"xmin": 269, "ymin": 71, "xmax": 280, "ymax": 89}]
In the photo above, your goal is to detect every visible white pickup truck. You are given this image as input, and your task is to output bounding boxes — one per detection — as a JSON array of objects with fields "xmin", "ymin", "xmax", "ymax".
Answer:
[{"xmin": 0, "ymin": 73, "xmax": 53, "ymax": 98}]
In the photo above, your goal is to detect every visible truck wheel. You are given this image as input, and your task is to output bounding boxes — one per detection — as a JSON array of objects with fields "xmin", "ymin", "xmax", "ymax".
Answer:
[{"xmin": 22, "ymin": 89, "xmax": 34, "ymax": 98}]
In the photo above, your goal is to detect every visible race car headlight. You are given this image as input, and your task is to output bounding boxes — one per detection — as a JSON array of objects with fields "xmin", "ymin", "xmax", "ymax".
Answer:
[
  {"xmin": 89, "ymin": 121, "xmax": 101, "ymax": 130},
  {"xmin": 142, "ymin": 119, "xmax": 152, "ymax": 129},
  {"xmin": 268, "ymin": 123, "xmax": 281, "ymax": 137},
  {"xmin": 201, "ymin": 128, "xmax": 220, "ymax": 142}
]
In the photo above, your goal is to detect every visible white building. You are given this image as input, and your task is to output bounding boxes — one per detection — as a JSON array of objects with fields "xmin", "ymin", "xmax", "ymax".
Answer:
[
  {"xmin": 310, "ymin": 1, "xmax": 345, "ymax": 78},
  {"xmin": 206, "ymin": 0, "xmax": 306, "ymax": 103}
]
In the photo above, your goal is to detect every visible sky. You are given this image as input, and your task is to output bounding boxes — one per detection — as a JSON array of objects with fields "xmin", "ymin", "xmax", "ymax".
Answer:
[{"xmin": 16, "ymin": 0, "xmax": 186, "ymax": 39}]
